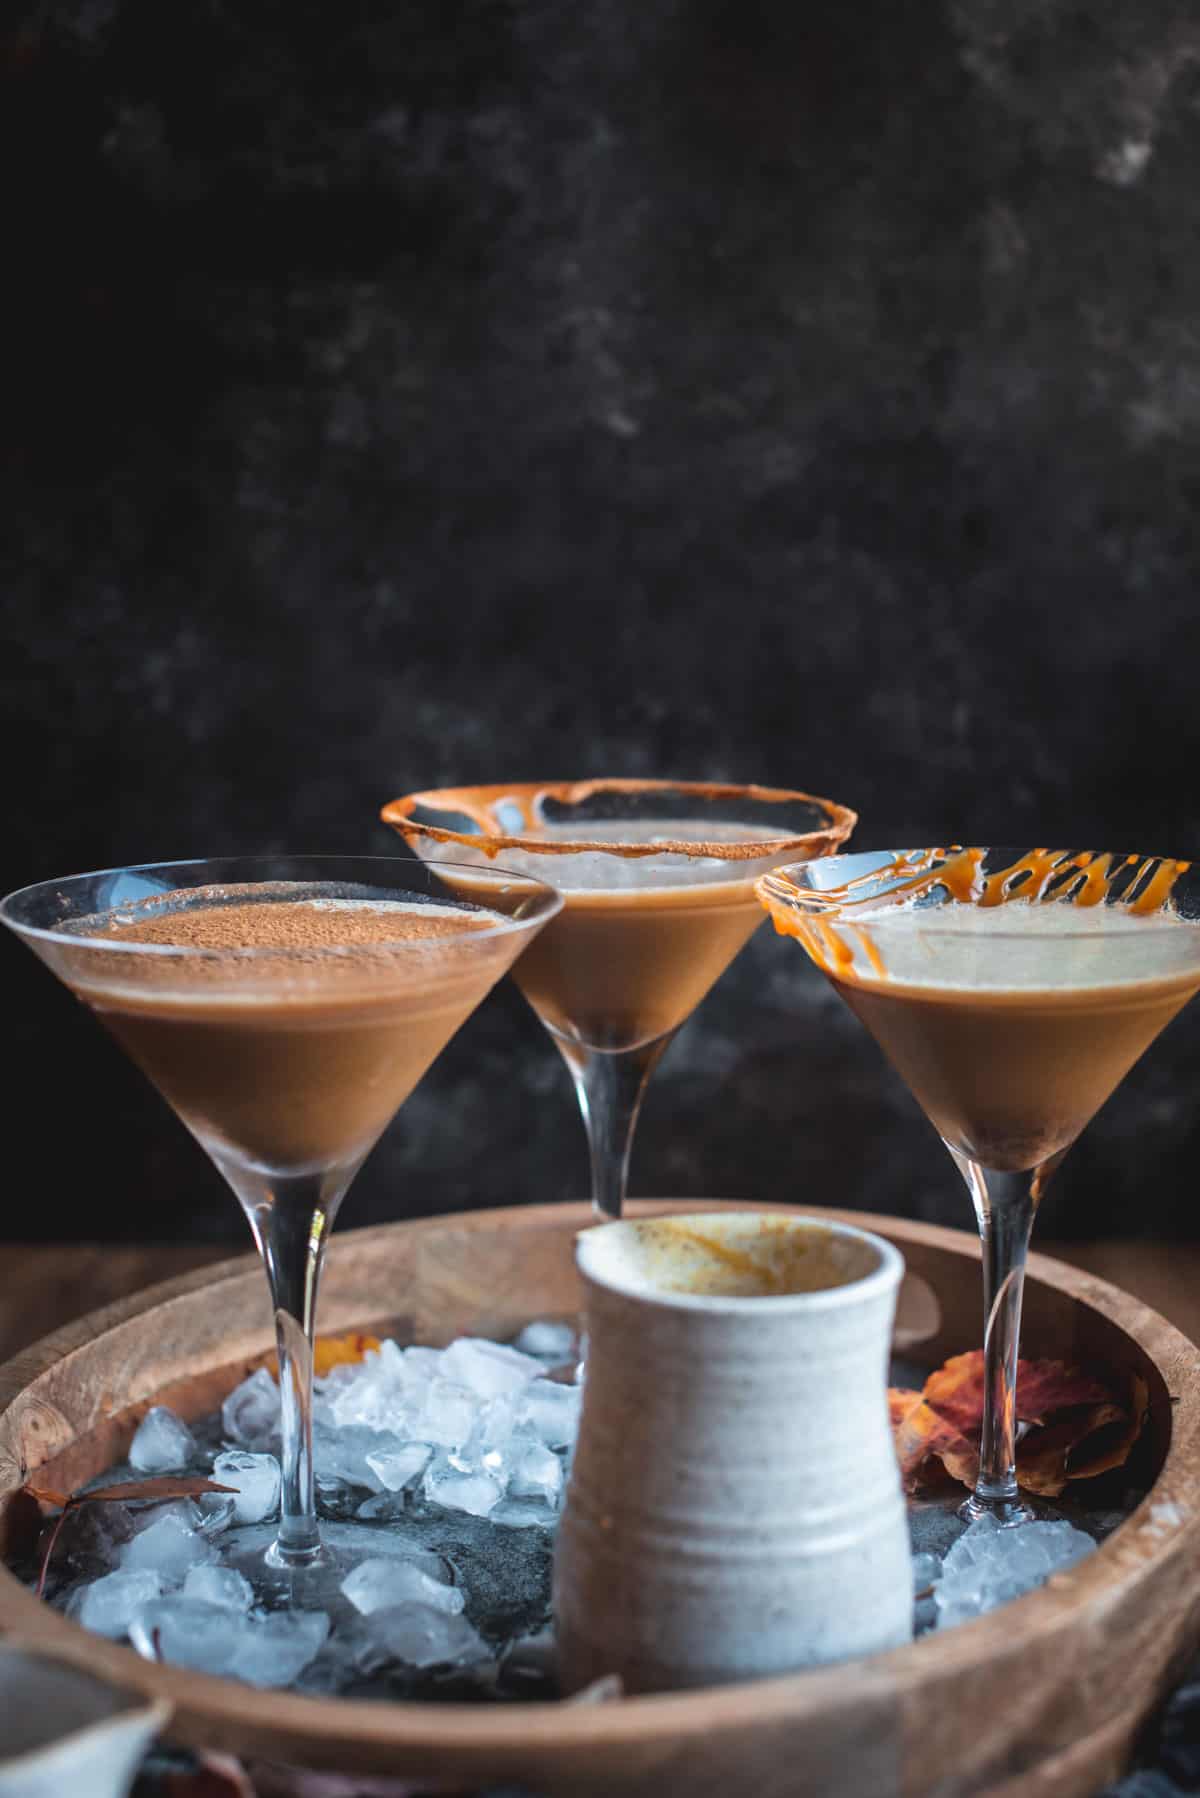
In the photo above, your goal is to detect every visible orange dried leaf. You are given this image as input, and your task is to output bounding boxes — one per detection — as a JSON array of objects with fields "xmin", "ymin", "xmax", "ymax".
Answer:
[
  {"xmin": 25, "ymin": 1485, "xmax": 71, "ymax": 1509},
  {"xmin": 266, "ymin": 1332, "xmax": 381, "ymax": 1378},
  {"xmin": 893, "ymin": 1395, "xmax": 975, "ymax": 1494},
  {"xmin": 66, "ymin": 1477, "xmax": 237, "ymax": 1506},
  {"xmin": 888, "ymin": 1388, "xmax": 923, "ymax": 1431}
]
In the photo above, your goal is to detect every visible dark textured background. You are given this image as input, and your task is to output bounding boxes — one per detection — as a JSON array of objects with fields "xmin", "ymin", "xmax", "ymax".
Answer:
[{"xmin": 4, "ymin": 0, "xmax": 1200, "ymax": 1243}]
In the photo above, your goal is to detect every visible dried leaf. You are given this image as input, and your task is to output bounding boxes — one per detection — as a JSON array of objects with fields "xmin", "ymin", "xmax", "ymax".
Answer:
[
  {"xmin": 53, "ymin": 1477, "xmax": 237, "ymax": 1507},
  {"xmin": 266, "ymin": 1332, "xmax": 382, "ymax": 1379},
  {"xmin": 920, "ymin": 1353, "xmax": 1110, "ymax": 1438},
  {"xmin": 25, "ymin": 1474, "xmax": 236, "ymax": 1598},
  {"xmin": 892, "ymin": 1350, "xmax": 1145, "ymax": 1498},
  {"xmin": 892, "ymin": 1394, "xmax": 975, "ymax": 1492},
  {"xmin": 887, "ymin": 1388, "xmax": 922, "ymax": 1431}
]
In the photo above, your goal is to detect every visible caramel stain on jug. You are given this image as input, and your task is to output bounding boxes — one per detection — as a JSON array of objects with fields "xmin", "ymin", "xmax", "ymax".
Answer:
[{"xmin": 631, "ymin": 1218, "xmax": 861, "ymax": 1298}]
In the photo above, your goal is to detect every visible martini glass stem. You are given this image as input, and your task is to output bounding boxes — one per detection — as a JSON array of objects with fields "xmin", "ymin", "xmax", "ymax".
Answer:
[
  {"xmin": 949, "ymin": 1149, "xmax": 1039, "ymax": 1524},
  {"xmin": 559, "ymin": 1036, "xmax": 671, "ymax": 1220},
  {"xmin": 241, "ymin": 1172, "xmax": 348, "ymax": 1567}
]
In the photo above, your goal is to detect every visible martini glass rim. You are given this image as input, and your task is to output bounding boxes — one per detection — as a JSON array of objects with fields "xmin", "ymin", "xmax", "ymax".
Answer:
[
  {"xmin": 0, "ymin": 853, "xmax": 564, "ymax": 961},
  {"xmin": 382, "ymin": 777, "xmax": 857, "ymax": 861},
  {"xmin": 759, "ymin": 846, "xmax": 1200, "ymax": 939}
]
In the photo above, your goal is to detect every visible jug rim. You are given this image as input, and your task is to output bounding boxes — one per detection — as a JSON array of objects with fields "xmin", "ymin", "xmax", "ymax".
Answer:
[{"xmin": 575, "ymin": 1210, "xmax": 904, "ymax": 1314}]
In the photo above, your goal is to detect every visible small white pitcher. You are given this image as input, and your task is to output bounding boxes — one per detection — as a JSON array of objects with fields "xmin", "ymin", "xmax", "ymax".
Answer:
[
  {"xmin": 0, "ymin": 1642, "xmax": 170, "ymax": 1798},
  {"xmin": 554, "ymin": 1211, "xmax": 912, "ymax": 1693}
]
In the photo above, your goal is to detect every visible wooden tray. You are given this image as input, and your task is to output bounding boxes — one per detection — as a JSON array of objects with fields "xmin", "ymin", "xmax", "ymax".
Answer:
[{"xmin": 1, "ymin": 1200, "xmax": 1199, "ymax": 1798}]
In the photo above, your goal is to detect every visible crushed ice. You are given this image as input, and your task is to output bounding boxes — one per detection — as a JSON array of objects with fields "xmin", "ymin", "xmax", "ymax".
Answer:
[
  {"xmin": 34, "ymin": 1323, "xmax": 1122, "ymax": 1696},
  {"xmin": 933, "ymin": 1514, "xmax": 1096, "ymax": 1629},
  {"xmin": 38, "ymin": 1323, "xmax": 580, "ymax": 1693}
]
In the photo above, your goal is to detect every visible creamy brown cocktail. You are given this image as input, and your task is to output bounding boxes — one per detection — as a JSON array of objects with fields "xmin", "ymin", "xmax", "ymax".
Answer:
[
  {"xmin": 64, "ymin": 892, "xmax": 511, "ymax": 1174},
  {"xmin": 758, "ymin": 846, "xmax": 1200, "ymax": 1523},
  {"xmin": 1, "ymin": 856, "xmax": 561, "ymax": 1577},
  {"xmin": 383, "ymin": 781, "xmax": 857, "ymax": 1215},
  {"xmin": 797, "ymin": 903, "xmax": 1200, "ymax": 1172},
  {"xmin": 463, "ymin": 820, "xmax": 792, "ymax": 1052}
]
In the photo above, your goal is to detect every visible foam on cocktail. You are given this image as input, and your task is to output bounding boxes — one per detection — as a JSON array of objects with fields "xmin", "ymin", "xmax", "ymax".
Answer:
[{"xmin": 815, "ymin": 898, "xmax": 1200, "ymax": 994}]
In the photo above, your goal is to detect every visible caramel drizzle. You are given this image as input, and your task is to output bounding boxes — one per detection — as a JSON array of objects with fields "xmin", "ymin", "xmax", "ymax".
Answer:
[
  {"xmin": 380, "ymin": 779, "xmax": 858, "ymax": 863},
  {"xmin": 758, "ymin": 848, "xmax": 1192, "ymax": 978}
]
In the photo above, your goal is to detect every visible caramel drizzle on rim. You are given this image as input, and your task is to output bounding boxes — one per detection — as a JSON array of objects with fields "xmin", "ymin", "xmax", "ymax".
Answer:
[
  {"xmin": 757, "ymin": 847, "xmax": 1192, "ymax": 976},
  {"xmin": 381, "ymin": 779, "xmax": 857, "ymax": 862}
]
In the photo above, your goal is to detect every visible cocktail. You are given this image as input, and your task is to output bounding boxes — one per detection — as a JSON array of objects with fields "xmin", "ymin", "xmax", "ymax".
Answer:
[
  {"xmin": 383, "ymin": 781, "xmax": 856, "ymax": 1218},
  {"xmin": 0, "ymin": 857, "xmax": 561, "ymax": 1578},
  {"xmin": 757, "ymin": 847, "xmax": 1200, "ymax": 1522}
]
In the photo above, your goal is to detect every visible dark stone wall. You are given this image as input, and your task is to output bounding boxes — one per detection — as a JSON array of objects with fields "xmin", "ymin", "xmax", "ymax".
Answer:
[{"xmin": 4, "ymin": 0, "xmax": 1200, "ymax": 1242}]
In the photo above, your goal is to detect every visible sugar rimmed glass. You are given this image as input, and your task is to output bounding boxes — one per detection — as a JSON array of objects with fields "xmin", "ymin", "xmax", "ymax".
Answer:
[
  {"xmin": 383, "ymin": 780, "xmax": 856, "ymax": 1220},
  {"xmin": 757, "ymin": 846, "xmax": 1200, "ymax": 1524},
  {"xmin": 0, "ymin": 856, "xmax": 562, "ymax": 1576}
]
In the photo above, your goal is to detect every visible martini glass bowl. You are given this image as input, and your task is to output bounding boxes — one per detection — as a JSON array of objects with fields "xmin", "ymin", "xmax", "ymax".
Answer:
[
  {"xmin": 382, "ymin": 780, "xmax": 856, "ymax": 1220},
  {"xmin": 0, "ymin": 855, "xmax": 562, "ymax": 1580},
  {"xmin": 757, "ymin": 846, "xmax": 1200, "ymax": 1524}
]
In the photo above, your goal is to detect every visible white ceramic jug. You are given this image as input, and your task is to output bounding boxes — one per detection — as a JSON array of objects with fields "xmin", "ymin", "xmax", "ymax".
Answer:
[
  {"xmin": 554, "ymin": 1211, "xmax": 912, "ymax": 1693},
  {"xmin": 0, "ymin": 1642, "xmax": 170, "ymax": 1798}
]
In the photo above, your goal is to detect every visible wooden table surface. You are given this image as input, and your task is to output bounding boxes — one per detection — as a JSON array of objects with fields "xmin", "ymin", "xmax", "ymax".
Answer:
[{"xmin": 2, "ymin": 1233, "xmax": 1199, "ymax": 1364}]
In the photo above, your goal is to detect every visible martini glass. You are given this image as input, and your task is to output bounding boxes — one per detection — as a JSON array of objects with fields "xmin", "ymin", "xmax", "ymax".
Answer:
[
  {"xmin": 382, "ymin": 781, "xmax": 856, "ymax": 1219},
  {"xmin": 757, "ymin": 847, "xmax": 1200, "ymax": 1523},
  {"xmin": 0, "ymin": 856, "xmax": 561, "ymax": 1579}
]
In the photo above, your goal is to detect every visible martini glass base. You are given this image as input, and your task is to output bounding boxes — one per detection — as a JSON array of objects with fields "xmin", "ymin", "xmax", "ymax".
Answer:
[
  {"xmin": 957, "ymin": 1492, "xmax": 1037, "ymax": 1528},
  {"xmin": 224, "ymin": 1519, "xmax": 448, "ymax": 1612}
]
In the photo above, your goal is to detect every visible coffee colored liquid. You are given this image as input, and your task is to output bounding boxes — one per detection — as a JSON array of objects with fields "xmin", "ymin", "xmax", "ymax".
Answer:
[
  {"xmin": 463, "ymin": 822, "xmax": 791, "ymax": 1053},
  {"xmin": 515, "ymin": 879, "xmax": 765, "ymax": 1052},
  {"xmin": 826, "ymin": 908, "xmax": 1200, "ymax": 1171},
  {"xmin": 65, "ymin": 893, "xmax": 507, "ymax": 1174}
]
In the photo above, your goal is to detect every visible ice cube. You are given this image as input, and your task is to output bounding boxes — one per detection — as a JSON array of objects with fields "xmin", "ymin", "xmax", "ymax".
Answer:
[
  {"xmin": 355, "ymin": 1492, "xmax": 406, "ymax": 1521},
  {"xmin": 509, "ymin": 1441, "xmax": 564, "ymax": 1506},
  {"xmin": 912, "ymin": 1552, "xmax": 941, "ymax": 1592},
  {"xmin": 441, "ymin": 1337, "xmax": 544, "ymax": 1399},
  {"xmin": 512, "ymin": 1320, "xmax": 576, "ymax": 1362},
  {"xmin": 934, "ymin": 1515, "xmax": 1095, "ymax": 1630},
  {"xmin": 364, "ymin": 1442, "xmax": 432, "ymax": 1492},
  {"xmin": 420, "ymin": 1380, "xmax": 480, "ymax": 1449},
  {"xmin": 193, "ymin": 1492, "xmax": 237, "ymax": 1536},
  {"xmin": 355, "ymin": 1602, "xmax": 490, "ymax": 1672},
  {"xmin": 130, "ymin": 1598, "xmax": 329, "ymax": 1687},
  {"xmin": 121, "ymin": 1508, "xmax": 218, "ymax": 1584},
  {"xmin": 423, "ymin": 1454, "xmax": 503, "ymax": 1517},
  {"xmin": 128, "ymin": 1406, "xmax": 196, "ymax": 1474},
  {"xmin": 491, "ymin": 1498, "xmax": 557, "ymax": 1529},
  {"xmin": 211, "ymin": 1449, "xmax": 282, "ymax": 1524},
  {"xmin": 314, "ymin": 1425, "xmax": 406, "ymax": 1492},
  {"xmin": 71, "ymin": 1569, "xmax": 164, "ymax": 1638},
  {"xmin": 518, "ymin": 1380, "xmax": 581, "ymax": 1449},
  {"xmin": 341, "ymin": 1555, "xmax": 464, "ymax": 1618},
  {"xmin": 181, "ymin": 1565, "xmax": 254, "ymax": 1612},
  {"xmin": 238, "ymin": 1610, "xmax": 331, "ymax": 1688},
  {"xmin": 323, "ymin": 1339, "xmax": 415, "ymax": 1431},
  {"xmin": 221, "ymin": 1367, "xmax": 280, "ymax": 1449},
  {"xmin": 402, "ymin": 1345, "xmax": 444, "ymax": 1382}
]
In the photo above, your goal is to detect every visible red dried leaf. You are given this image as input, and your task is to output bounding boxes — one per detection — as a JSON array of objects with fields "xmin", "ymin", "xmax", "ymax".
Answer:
[
  {"xmin": 892, "ymin": 1349, "xmax": 1145, "ymax": 1498},
  {"xmin": 920, "ymin": 1352, "xmax": 1110, "ymax": 1437}
]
